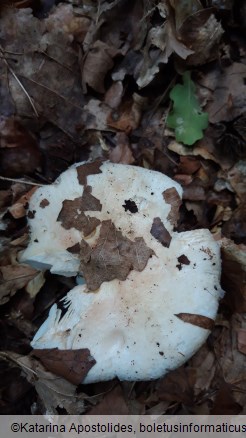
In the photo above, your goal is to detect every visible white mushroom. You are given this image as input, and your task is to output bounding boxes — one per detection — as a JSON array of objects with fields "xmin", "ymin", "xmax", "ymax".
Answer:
[{"xmin": 21, "ymin": 160, "xmax": 223, "ymax": 383}]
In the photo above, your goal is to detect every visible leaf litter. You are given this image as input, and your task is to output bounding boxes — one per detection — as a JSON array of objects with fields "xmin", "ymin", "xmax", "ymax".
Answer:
[{"xmin": 0, "ymin": 0, "xmax": 245, "ymax": 415}]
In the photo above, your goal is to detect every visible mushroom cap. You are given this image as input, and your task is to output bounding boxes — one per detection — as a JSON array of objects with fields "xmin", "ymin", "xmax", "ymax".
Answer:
[
  {"xmin": 20, "ymin": 160, "xmax": 182, "ymax": 279},
  {"xmin": 21, "ymin": 161, "xmax": 222, "ymax": 382}
]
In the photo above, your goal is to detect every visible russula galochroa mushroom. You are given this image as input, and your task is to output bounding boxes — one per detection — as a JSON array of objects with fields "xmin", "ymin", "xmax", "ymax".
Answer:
[{"xmin": 21, "ymin": 160, "xmax": 223, "ymax": 383}]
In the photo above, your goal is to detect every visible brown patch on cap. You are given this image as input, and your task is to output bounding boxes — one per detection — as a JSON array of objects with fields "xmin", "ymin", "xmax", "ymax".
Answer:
[
  {"xmin": 176, "ymin": 254, "xmax": 190, "ymax": 270},
  {"xmin": 67, "ymin": 243, "xmax": 81, "ymax": 254},
  {"xmin": 80, "ymin": 185, "xmax": 102, "ymax": 212},
  {"xmin": 33, "ymin": 348, "xmax": 96, "ymax": 385},
  {"xmin": 77, "ymin": 160, "xmax": 103, "ymax": 186},
  {"xmin": 39, "ymin": 198, "xmax": 50, "ymax": 208},
  {"xmin": 27, "ymin": 210, "xmax": 36, "ymax": 219},
  {"xmin": 163, "ymin": 188, "xmax": 182, "ymax": 226},
  {"xmin": 175, "ymin": 313, "xmax": 214, "ymax": 330},
  {"xmin": 58, "ymin": 186, "xmax": 102, "ymax": 236},
  {"xmin": 150, "ymin": 217, "xmax": 172, "ymax": 248},
  {"xmin": 79, "ymin": 220, "xmax": 154, "ymax": 291}
]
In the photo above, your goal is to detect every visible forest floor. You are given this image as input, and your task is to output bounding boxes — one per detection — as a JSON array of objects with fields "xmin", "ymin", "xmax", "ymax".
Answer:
[{"xmin": 0, "ymin": 0, "xmax": 245, "ymax": 415}]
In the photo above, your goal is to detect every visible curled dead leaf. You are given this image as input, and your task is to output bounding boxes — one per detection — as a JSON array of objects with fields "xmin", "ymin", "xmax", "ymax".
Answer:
[
  {"xmin": 0, "ymin": 117, "xmax": 41, "ymax": 177},
  {"xmin": 237, "ymin": 329, "xmax": 246, "ymax": 355},
  {"xmin": 221, "ymin": 238, "xmax": 246, "ymax": 312},
  {"xmin": 157, "ymin": 367, "xmax": 196, "ymax": 405},
  {"xmin": 104, "ymin": 81, "xmax": 124, "ymax": 109},
  {"xmin": 163, "ymin": 187, "xmax": 182, "ymax": 227},
  {"xmin": 137, "ymin": 20, "xmax": 193, "ymax": 88},
  {"xmin": 150, "ymin": 217, "xmax": 172, "ymax": 248},
  {"xmin": 0, "ymin": 264, "xmax": 39, "ymax": 305},
  {"xmin": 79, "ymin": 220, "xmax": 154, "ymax": 291},
  {"xmin": 9, "ymin": 187, "xmax": 37, "ymax": 219},
  {"xmin": 58, "ymin": 188, "xmax": 102, "ymax": 236},
  {"xmin": 175, "ymin": 313, "xmax": 214, "ymax": 330},
  {"xmin": 203, "ymin": 63, "xmax": 246, "ymax": 123},
  {"xmin": 107, "ymin": 95, "xmax": 143, "ymax": 133},
  {"xmin": 33, "ymin": 348, "xmax": 96, "ymax": 385},
  {"xmin": 0, "ymin": 352, "xmax": 87, "ymax": 413},
  {"xmin": 109, "ymin": 133, "xmax": 135, "ymax": 164},
  {"xmin": 179, "ymin": 10, "xmax": 223, "ymax": 65},
  {"xmin": 82, "ymin": 40, "xmax": 119, "ymax": 93},
  {"xmin": 88, "ymin": 385, "xmax": 129, "ymax": 415}
]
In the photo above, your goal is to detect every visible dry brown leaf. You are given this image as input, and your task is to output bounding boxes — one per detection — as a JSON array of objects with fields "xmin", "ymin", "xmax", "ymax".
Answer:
[
  {"xmin": 1, "ymin": 352, "xmax": 86, "ymax": 414},
  {"xmin": 33, "ymin": 348, "xmax": 96, "ymax": 385},
  {"xmin": 214, "ymin": 314, "xmax": 246, "ymax": 382},
  {"xmin": 58, "ymin": 161, "xmax": 104, "ymax": 236},
  {"xmin": 45, "ymin": 4, "xmax": 91, "ymax": 43},
  {"xmin": 150, "ymin": 217, "xmax": 172, "ymax": 248},
  {"xmin": 226, "ymin": 160, "xmax": 246, "ymax": 202},
  {"xmin": 163, "ymin": 187, "xmax": 182, "ymax": 227},
  {"xmin": 169, "ymin": 0, "xmax": 202, "ymax": 28},
  {"xmin": 221, "ymin": 238, "xmax": 246, "ymax": 312},
  {"xmin": 182, "ymin": 180, "xmax": 206, "ymax": 201},
  {"xmin": 211, "ymin": 314, "xmax": 246, "ymax": 409},
  {"xmin": 203, "ymin": 63, "xmax": 246, "ymax": 123},
  {"xmin": 99, "ymin": 0, "xmax": 143, "ymax": 53},
  {"xmin": 168, "ymin": 140, "xmax": 219, "ymax": 163},
  {"xmin": 58, "ymin": 187, "xmax": 102, "ymax": 236},
  {"xmin": 137, "ymin": 20, "xmax": 193, "ymax": 88},
  {"xmin": 88, "ymin": 385, "xmax": 129, "ymax": 415},
  {"xmin": 77, "ymin": 159, "xmax": 103, "ymax": 186},
  {"xmin": 177, "ymin": 156, "xmax": 201, "ymax": 175},
  {"xmin": 175, "ymin": 313, "xmax": 214, "ymax": 330},
  {"xmin": 0, "ymin": 8, "xmax": 86, "ymax": 138},
  {"xmin": 157, "ymin": 367, "xmax": 197, "ymax": 405},
  {"xmin": 0, "ymin": 189, "xmax": 11, "ymax": 208},
  {"xmin": 109, "ymin": 133, "xmax": 135, "ymax": 164},
  {"xmin": 185, "ymin": 201, "xmax": 207, "ymax": 227},
  {"xmin": 179, "ymin": 10, "xmax": 223, "ymax": 65},
  {"xmin": 207, "ymin": 189, "xmax": 234, "ymax": 209},
  {"xmin": 25, "ymin": 271, "xmax": 45, "ymax": 299},
  {"xmin": 237, "ymin": 329, "xmax": 246, "ymax": 355},
  {"xmin": 83, "ymin": 99, "xmax": 112, "ymax": 131},
  {"xmin": 0, "ymin": 117, "xmax": 41, "ymax": 177},
  {"xmin": 82, "ymin": 40, "xmax": 119, "ymax": 93},
  {"xmin": 0, "ymin": 263, "xmax": 39, "ymax": 305},
  {"xmin": 107, "ymin": 95, "xmax": 143, "ymax": 132},
  {"xmin": 174, "ymin": 174, "xmax": 193, "ymax": 185},
  {"xmin": 211, "ymin": 381, "xmax": 242, "ymax": 414},
  {"xmin": 188, "ymin": 344, "xmax": 217, "ymax": 395},
  {"xmin": 9, "ymin": 187, "xmax": 37, "ymax": 219},
  {"xmin": 10, "ymin": 233, "xmax": 29, "ymax": 247},
  {"xmin": 112, "ymin": 50, "xmax": 142, "ymax": 82},
  {"xmin": 79, "ymin": 220, "xmax": 154, "ymax": 290},
  {"xmin": 157, "ymin": 3, "xmax": 221, "ymax": 72},
  {"xmin": 104, "ymin": 81, "xmax": 124, "ymax": 109},
  {"xmin": 222, "ymin": 205, "xmax": 246, "ymax": 244}
]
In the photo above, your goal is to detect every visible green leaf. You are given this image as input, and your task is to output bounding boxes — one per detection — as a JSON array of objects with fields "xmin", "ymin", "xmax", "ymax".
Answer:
[{"xmin": 167, "ymin": 71, "xmax": 208, "ymax": 146}]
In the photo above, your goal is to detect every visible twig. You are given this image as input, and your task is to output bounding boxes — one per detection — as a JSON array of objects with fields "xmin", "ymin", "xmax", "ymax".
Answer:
[
  {"xmin": 0, "ymin": 176, "xmax": 44, "ymax": 186},
  {"xmin": 40, "ymin": 50, "xmax": 74, "ymax": 73},
  {"xmin": 0, "ymin": 45, "xmax": 39, "ymax": 117},
  {"xmin": 0, "ymin": 352, "xmax": 37, "ymax": 376}
]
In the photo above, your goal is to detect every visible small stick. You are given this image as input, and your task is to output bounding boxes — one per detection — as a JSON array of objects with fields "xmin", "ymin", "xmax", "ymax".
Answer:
[
  {"xmin": 0, "ymin": 176, "xmax": 44, "ymax": 186},
  {"xmin": 0, "ymin": 45, "xmax": 39, "ymax": 117}
]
